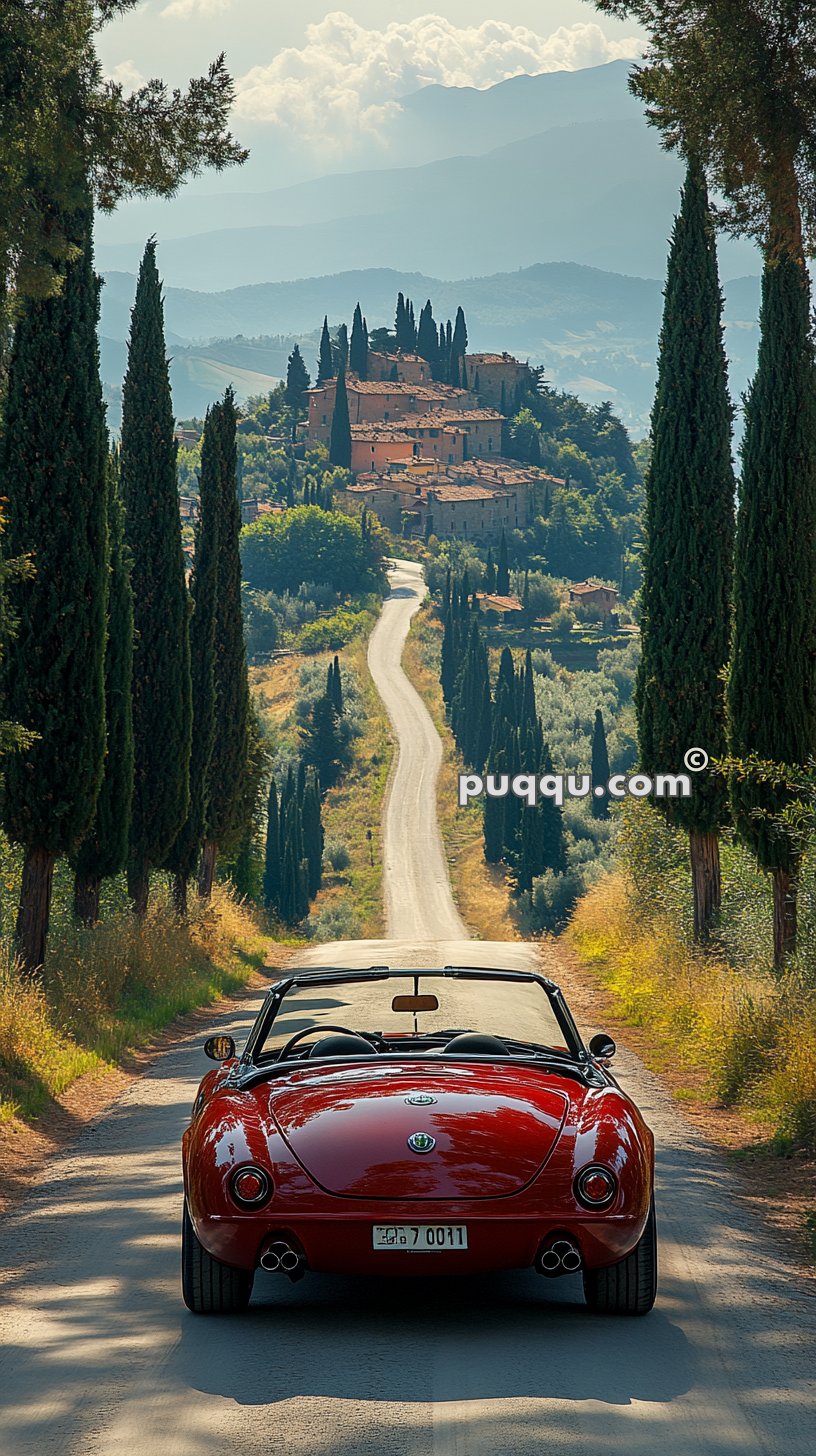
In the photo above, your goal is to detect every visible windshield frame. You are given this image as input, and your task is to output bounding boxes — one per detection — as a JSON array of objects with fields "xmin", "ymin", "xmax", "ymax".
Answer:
[{"xmin": 238, "ymin": 965, "xmax": 588, "ymax": 1070}]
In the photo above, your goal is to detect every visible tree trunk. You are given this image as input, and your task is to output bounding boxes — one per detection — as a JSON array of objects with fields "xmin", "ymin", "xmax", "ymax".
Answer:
[
  {"xmin": 172, "ymin": 872, "xmax": 189, "ymax": 919},
  {"xmin": 198, "ymin": 840, "xmax": 217, "ymax": 901},
  {"xmin": 73, "ymin": 871, "xmax": 101, "ymax": 927},
  {"xmin": 16, "ymin": 846, "xmax": 56, "ymax": 982},
  {"xmin": 772, "ymin": 867, "xmax": 797, "ymax": 969},
  {"xmin": 689, "ymin": 829, "xmax": 721, "ymax": 944},
  {"xmin": 128, "ymin": 858, "xmax": 150, "ymax": 918}
]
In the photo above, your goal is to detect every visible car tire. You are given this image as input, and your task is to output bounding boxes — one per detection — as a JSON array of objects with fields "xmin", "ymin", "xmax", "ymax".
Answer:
[
  {"xmin": 582, "ymin": 1197, "xmax": 657, "ymax": 1316},
  {"xmin": 182, "ymin": 1198, "xmax": 254, "ymax": 1314}
]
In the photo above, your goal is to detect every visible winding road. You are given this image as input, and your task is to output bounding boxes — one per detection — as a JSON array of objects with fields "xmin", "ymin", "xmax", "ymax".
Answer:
[{"xmin": 0, "ymin": 559, "xmax": 814, "ymax": 1455}]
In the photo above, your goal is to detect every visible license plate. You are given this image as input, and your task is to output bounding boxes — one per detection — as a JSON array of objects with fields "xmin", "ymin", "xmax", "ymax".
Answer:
[{"xmin": 372, "ymin": 1224, "xmax": 468, "ymax": 1251}]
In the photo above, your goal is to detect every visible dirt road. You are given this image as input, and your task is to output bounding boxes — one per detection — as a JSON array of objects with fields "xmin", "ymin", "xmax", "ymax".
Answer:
[{"xmin": 0, "ymin": 560, "xmax": 814, "ymax": 1455}]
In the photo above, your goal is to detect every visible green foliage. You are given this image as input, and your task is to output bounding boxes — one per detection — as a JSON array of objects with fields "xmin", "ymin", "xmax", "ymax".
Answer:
[
  {"xmin": 317, "ymin": 316, "xmax": 334, "ymax": 383},
  {"xmin": 329, "ymin": 365, "xmax": 351, "ymax": 468},
  {"xmin": 0, "ymin": 3, "xmax": 246, "ymax": 316},
  {"xmin": 165, "ymin": 403, "xmax": 222, "ymax": 881},
  {"xmin": 241, "ymin": 505, "xmax": 385, "ymax": 597},
  {"xmin": 728, "ymin": 253, "xmax": 816, "ymax": 875},
  {"xmin": 1, "ymin": 200, "xmax": 108, "ymax": 861},
  {"xmin": 591, "ymin": 708, "xmax": 611, "ymax": 820},
  {"xmin": 300, "ymin": 694, "xmax": 346, "ymax": 790},
  {"xmin": 285, "ymin": 343, "xmax": 310, "ymax": 414},
  {"xmin": 594, "ymin": 1, "xmax": 816, "ymax": 257},
  {"xmin": 636, "ymin": 159, "xmax": 735, "ymax": 836},
  {"xmin": 349, "ymin": 303, "xmax": 369, "ymax": 379},
  {"xmin": 207, "ymin": 389, "xmax": 251, "ymax": 854},
  {"xmin": 122, "ymin": 240, "xmax": 192, "ymax": 884},
  {"xmin": 74, "ymin": 450, "xmax": 135, "ymax": 884}
]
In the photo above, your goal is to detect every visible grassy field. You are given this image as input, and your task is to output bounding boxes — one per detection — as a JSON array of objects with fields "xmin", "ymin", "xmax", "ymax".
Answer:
[
  {"xmin": 0, "ymin": 885, "xmax": 269, "ymax": 1127},
  {"xmin": 567, "ymin": 871, "xmax": 816, "ymax": 1152},
  {"xmin": 402, "ymin": 605, "xmax": 518, "ymax": 941},
  {"xmin": 251, "ymin": 635, "xmax": 392, "ymax": 939}
]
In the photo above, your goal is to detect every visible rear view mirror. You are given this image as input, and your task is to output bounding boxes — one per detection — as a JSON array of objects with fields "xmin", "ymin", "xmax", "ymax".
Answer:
[
  {"xmin": 588, "ymin": 1032, "xmax": 616, "ymax": 1061},
  {"xmin": 204, "ymin": 1034, "xmax": 236, "ymax": 1062},
  {"xmin": 392, "ymin": 994, "xmax": 439, "ymax": 1013}
]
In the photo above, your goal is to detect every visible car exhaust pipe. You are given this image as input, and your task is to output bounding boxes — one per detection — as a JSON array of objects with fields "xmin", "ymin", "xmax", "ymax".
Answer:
[
  {"xmin": 260, "ymin": 1239, "xmax": 305, "ymax": 1279},
  {"xmin": 536, "ymin": 1237, "xmax": 582, "ymax": 1277}
]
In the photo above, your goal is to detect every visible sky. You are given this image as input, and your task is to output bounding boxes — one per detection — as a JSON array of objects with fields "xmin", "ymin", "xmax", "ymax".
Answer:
[{"xmin": 98, "ymin": 2, "xmax": 646, "ymax": 155}]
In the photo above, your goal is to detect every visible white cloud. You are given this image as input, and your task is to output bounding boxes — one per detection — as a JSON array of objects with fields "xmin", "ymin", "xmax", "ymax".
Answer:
[
  {"xmin": 235, "ymin": 11, "xmax": 642, "ymax": 145},
  {"xmin": 161, "ymin": 0, "xmax": 235, "ymax": 18},
  {"xmin": 106, "ymin": 59, "xmax": 146, "ymax": 92}
]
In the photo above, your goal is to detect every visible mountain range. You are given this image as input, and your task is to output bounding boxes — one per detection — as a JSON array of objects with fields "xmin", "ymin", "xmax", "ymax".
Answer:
[
  {"xmin": 93, "ymin": 61, "xmax": 759, "ymax": 290},
  {"xmin": 100, "ymin": 262, "xmax": 762, "ymax": 433}
]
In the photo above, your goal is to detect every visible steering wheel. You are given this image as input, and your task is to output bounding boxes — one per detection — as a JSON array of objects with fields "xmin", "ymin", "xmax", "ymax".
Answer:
[{"xmin": 277, "ymin": 1024, "xmax": 386, "ymax": 1060}]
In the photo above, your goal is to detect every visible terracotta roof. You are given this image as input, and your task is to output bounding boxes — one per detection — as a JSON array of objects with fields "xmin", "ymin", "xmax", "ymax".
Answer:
[
  {"xmin": 350, "ymin": 425, "xmax": 415, "ymax": 442},
  {"xmin": 429, "ymin": 485, "xmax": 508, "ymax": 502},
  {"xmin": 476, "ymin": 592, "xmax": 523, "ymax": 611},
  {"xmin": 465, "ymin": 352, "xmax": 524, "ymax": 366},
  {"xmin": 569, "ymin": 581, "xmax": 618, "ymax": 596}
]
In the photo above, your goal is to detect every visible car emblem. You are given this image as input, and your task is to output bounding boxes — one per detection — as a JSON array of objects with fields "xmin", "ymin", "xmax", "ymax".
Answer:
[
  {"xmin": 407, "ymin": 1131, "xmax": 436, "ymax": 1154},
  {"xmin": 404, "ymin": 1092, "xmax": 436, "ymax": 1106}
]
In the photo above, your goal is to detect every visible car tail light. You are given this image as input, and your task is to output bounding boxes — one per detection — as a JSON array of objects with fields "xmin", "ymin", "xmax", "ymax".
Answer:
[
  {"xmin": 230, "ymin": 1166, "xmax": 273, "ymax": 1209},
  {"xmin": 574, "ymin": 1165, "xmax": 617, "ymax": 1209}
]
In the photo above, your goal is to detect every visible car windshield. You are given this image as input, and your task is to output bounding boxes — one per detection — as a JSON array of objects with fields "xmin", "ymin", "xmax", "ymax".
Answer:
[{"xmin": 255, "ymin": 973, "xmax": 574, "ymax": 1058}]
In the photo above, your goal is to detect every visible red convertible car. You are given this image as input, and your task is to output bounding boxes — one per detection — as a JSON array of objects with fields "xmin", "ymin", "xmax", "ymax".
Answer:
[{"xmin": 181, "ymin": 965, "xmax": 656, "ymax": 1316}]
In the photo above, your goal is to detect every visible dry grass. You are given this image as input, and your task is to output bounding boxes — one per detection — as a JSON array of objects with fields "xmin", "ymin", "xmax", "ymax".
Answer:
[
  {"xmin": 0, "ymin": 885, "xmax": 268, "ymax": 1126},
  {"xmin": 402, "ymin": 605, "xmax": 518, "ymax": 941},
  {"xmin": 568, "ymin": 873, "xmax": 816, "ymax": 1150}
]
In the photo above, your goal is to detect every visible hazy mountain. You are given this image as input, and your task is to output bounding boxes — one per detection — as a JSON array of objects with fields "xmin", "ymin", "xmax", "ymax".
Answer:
[
  {"xmin": 95, "ymin": 61, "xmax": 646, "ymax": 240},
  {"xmin": 96, "ymin": 116, "xmax": 759, "ymax": 291},
  {"xmin": 100, "ymin": 263, "xmax": 762, "ymax": 434}
]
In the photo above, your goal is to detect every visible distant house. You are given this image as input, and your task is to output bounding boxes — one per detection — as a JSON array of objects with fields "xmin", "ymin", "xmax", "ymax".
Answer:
[
  {"xmin": 567, "ymin": 581, "xmax": 619, "ymax": 612},
  {"xmin": 178, "ymin": 495, "xmax": 199, "ymax": 523},
  {"xmin": 475, "ymin": 592, "xmax": 523, "ymax": 618}
]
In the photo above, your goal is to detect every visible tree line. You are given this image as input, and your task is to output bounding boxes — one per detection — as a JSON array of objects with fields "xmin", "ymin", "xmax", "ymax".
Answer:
[
  {"xmin": 263, "ymin": 656, "xmax": 347, "ymax": 926},
  {"xmin": 597, "ymin": 0, "xmax": 816, "ymax": 967},
  {"xmin": 1, "ymin": 229, "xmax": 253, "ymax": 976},
  {"xmin": 439, "ymin": 571, "xmax": 612, "ymax": 897}
]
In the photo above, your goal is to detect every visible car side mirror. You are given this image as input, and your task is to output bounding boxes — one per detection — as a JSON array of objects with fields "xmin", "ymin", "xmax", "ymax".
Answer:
[
  {"xmin": 204, "ymin": 1034, "xmax": 236, "ymax": 1062},
  {"xmin": 589, "ymin": 1032, "xmax": 616, "ymax": 1061}
]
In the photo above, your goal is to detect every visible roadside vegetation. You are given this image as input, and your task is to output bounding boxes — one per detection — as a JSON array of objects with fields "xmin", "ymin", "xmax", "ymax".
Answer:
[
  {"xmin": 0, "ymin": 879, "xmax": 267, "ymax": 1127},
  {"xmin": 253, "ymin": 637, "xmax": 391, "ymax": 940}
]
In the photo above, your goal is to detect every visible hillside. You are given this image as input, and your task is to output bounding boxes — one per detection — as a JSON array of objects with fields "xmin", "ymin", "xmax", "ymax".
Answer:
[{"xmin": 100, "ymin": 264, "xmax": 761, "ymax": 432}]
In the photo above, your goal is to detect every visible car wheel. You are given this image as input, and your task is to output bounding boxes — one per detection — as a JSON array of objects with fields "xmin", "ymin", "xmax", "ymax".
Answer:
[
  {"xmin": 583, "ymin": 1197, "xmax": 657, "ymax": 1316},
  {"xmin": 182, "ymin": 1198, "xmax": 254, "ymax": 1314}
]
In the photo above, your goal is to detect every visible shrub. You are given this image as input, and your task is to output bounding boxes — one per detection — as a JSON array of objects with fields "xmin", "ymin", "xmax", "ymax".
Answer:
[
  {"xmin": 306, "ymin": 900, "xmax": 362, "ymax": 941},
  {"xmin": 324, "ymin": 837, "xmax": 350, "ymax": 872}
]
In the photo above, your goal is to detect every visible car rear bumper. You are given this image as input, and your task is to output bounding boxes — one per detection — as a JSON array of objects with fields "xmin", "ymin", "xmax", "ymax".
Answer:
[{"xmin": 193, "ymin": 1207, "xmax": 650, "ymax": 1275}]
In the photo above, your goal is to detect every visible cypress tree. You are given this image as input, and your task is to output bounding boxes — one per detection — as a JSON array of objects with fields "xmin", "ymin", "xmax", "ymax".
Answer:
[
  {"xmin": 263, "ymin": 775, "xmax": 281, "ymax": 914},
  {"xmin": 483, "ymin": 730, "xmax": 508, "ymax": 865},
  {"xmin": 285, "ymin": 343, "xmax": 310, "ymax": 414},
  {"xmin": 122, "ymin": 239, "xmax": 192, "ymax": 915},
  {"xmin": 539, "ymin": 742, "xmax": 567, "ymax": 874},
  {"xmin": 417, "ymin": 300, "xmax": 439, "ymax": 365},
  {"xmin": 727, "ymin": 250, "xmax": 816, "ymax": 967},
  {"xmin": 301, "ymin": 693, "xmax": 344, "ymax": 789},
  {"xmin": 335, "ymin": 322, "xmax": 349, "ymax": 372},
  {"xmin": 330, "ymin": 364, "xmax": 352, "ymax": 469},
  {"xmin": 350, "ymin": 303, "xmax": 368, "ymax": 378},
  {"xmin": 395, "ymin": 293, "xmax": 408, "ymax": 351},
  {"xmin": 328, "ymin": 654, "xmax": 344, "ymax": 714},
  {"xmin": 73, "ymin": 449, "xmax": 135, "ymax": 925},
  {"xmin": 484, "ymin": 549, "xmax": 496, "ymax": 593},
  {"xmin": 199, "ymin": 387, "xmax": 251, "ymax": 898},
  {"xmin": 635, "ymin": 160, "xmax": 735, "ymax": 942},
  {"xmin": 451, "ymin": 305, "xmax": 468, "ymax": 372},
  {"xmin": 165, "ymin": 402, "xmax": 222, "ymax": 913},
  {"xmin": 496, "ymin": 530, "xmax": 510, "ymax": 595},
  {"xmin": 591, "ymin": 708, "xmax": 611, "ymax": 821},
  {"xmin": 317, "ymin": 315, "xmax": 334, "ymax": 382},
  {"xmin": 302, "ymin": 769, "xmax": 324, "ymax": 897},
  {"xmin": 407, "ymin": 301, "xmax": 417, "ymax": 351},
  {"xmin": 1, "ymin": 195, "xmax": 108, "ymax": 976},
  {"xmin": 286, "ymin": 455, "xmax": 297, "ymax": 507},
  {"xmin": 440, "ymin": 602, "xmax": 457, "ymax": 706}
]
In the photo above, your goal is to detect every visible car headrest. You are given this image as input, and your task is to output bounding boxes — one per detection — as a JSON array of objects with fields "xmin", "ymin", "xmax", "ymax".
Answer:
[
  {"xmin": 443, "ymin": 1032, "xmax": 510, "ymax": 1056},
  {"xmin": 308, "ymin": 1033, "xmax": 377, "ymax": 1059}
]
